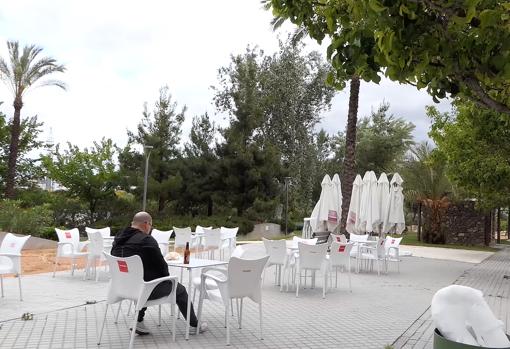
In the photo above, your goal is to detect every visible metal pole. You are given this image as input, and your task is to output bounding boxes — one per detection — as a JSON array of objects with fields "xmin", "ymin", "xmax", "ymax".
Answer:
[{"xmin": 142, "ymin": 146, "xmax": 153, "ymax": 211}]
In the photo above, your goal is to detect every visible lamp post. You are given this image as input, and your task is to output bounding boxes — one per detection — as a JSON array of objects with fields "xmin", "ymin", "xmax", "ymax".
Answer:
[
  {"xmin": 283, "ymin": 177, "xmax": 292, "ymax": 235},
  {"xmin": 142, "ymin": 145, "xmax": 153, "ymax": 211}
]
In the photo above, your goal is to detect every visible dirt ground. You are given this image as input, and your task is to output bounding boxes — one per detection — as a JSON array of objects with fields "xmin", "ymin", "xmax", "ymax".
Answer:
[{"xmin": 19, "ymin": 248, "xmax": 88, "ymax": 275}]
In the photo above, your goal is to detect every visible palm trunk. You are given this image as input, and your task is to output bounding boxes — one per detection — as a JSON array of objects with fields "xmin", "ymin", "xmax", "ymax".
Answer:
[
  {"xmin": 417, "ymin": 202, "xmax": 422, "ymax": 241},
  {"xmin": 497, "ymin": 207, "xmax": 501, "ymax": 244},
  {"xmin": 340, "ymin": 76, "xmax": 360, "ymax": 233},
  {"xmin": 5, "ymin": 97, "xmax": 23, "ymax": 199}
]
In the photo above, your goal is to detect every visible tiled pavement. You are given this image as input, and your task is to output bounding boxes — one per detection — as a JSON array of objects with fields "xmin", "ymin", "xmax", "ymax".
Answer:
[
  {"xmin": 0, "ymin": 251, "xmax": 489, "ymax": 349},
  {"xmin": 393, "ymin": 247, "xmax": 510, "ymax": 349}
]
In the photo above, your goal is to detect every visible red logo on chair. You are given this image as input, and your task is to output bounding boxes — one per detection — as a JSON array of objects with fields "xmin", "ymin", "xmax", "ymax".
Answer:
[
  {"xmin": 336, "ymin": 237, "xmax": 341, "ymax": 242},
  {"xmin": 10, "ymin": 242, "xmax": 16, "ymax": 248},
  {"xmin": 391, "ymin": 239, "xmax": 395, "ymax": 244},
  {"xmin": 65, "ymin": 232, "xmax": 72, "ymax": 239},
  {"xmin": 117, "ymin": 260, "xmax": 128, "ymax": 273},
  {"xmin": 338, "ymin": 245, "xmax": 346, "ymax": 252},
  {"xmin": 328, "ymin": 210, "xmax": 338, "ymax": 222}
]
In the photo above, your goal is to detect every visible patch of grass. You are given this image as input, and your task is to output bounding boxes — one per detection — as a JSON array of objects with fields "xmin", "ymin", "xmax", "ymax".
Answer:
[{"xmin": 400, "ymin": 233, "xmax": 499, "ymax": 252}]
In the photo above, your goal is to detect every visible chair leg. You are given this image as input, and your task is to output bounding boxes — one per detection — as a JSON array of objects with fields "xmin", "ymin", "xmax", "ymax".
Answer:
[
  {"xmin": 127, "ymin": 301, "xmax": 132, "ymax": 316},
  {"xmin": 335, "ymin": 267, "xmax": 338, "ymax": 288},
  {"xmin": 71, "ymin": 257, "xmax": 76, "ymax": 276},
  {"xmin": 1, "ymin": 275, "xmax": 3, "ymax": 297},
  {"xmin": 128, "ymin": 314, "xmax": 138, "ymax": 349},
  {"xmin": 231, "ymin": 298, "xmax": 234, "ymax": 316},
  {"xmin": 225, "ymin": 299, "xmax": 231, "ymax": 345},
  {"xmin": 322, "ymin": 271, "xmax": 326, "ymax": 299},
  {"xmin": 172, "ymin": 296, "xmax": 177, "ymax": 341},
  {"xmin": 197, "ymin": 283, "xmax": 205, "ymax": 332},
  {"xmin": 53, "ymin": 256, "xmax": 59, "ymax": 278},
  {"xmin": 97, "ymin": 304, "xmax": 108, "ymax": 345},
  {"xmin": 296, "ymin": 269, "xmax": 300, "ymax": 297},
  {"xmin": 348, "ymin": 269, "xmax": 352, "ymax": 292},
  {"xmin": 114, "ymin": 302, "xmax": 122, "ymax": 324},
  {"xmin": 158, "ymin": 305, "xmax": 162, "ymax": 326},
  {"xmin": 193, "ymin": 287, "xmax": 197, "ymax": 304},
  {"xmin": 259, "ymin": 301, "xmax": 263, "ymax": 340},
  {"xmin": 239, "ymin": 298, "xmax": 243, "ymax": 329},
  {"xmin": 18, "ymin": 274, "xmax": 23, "ymax": 301}
]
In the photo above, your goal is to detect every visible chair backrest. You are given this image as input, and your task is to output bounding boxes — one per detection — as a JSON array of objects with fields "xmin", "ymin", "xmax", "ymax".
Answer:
[
  {"xmin": 203, "ymin": 228, "xmax": 222, "ymax": 249},
  {"xmin": 385, "ymin": 236, "xmax": 402, "ymax": 249},
  {"xmin": 349, "ymin": 233, "xmax": 369, "ymax": 243},
  {"xmin": 104, "ymin": 253, "xmax": 144, "ymax": 303},
  {"xmin": 173, "ymin": 227, "xmax": 192, "ymax": 248},
  {"xmin": 227, "ymin": 256, "xmax": 269, "ymax": 302},
  {"xmin": 298, "ymin": 242, "xmax": 328, "ymax": 270},
  {"xmin": 0, "ymin": 233, "xmax": 30, "ymax": 255},
  {"xmin": 86, "ymin": 231, "xmax": 104, "ymax": 257},
  {"xmin": 262, "ymin": 238, "xmax": 287, "ymax": 265},
  {"xmin": 85, "ymin": 227, "xmax": 111, "ymax": 238},
  {"xmin": 329, "ymin": 242, "xmax": 353, "ymax": 267},
  {"xmin": 151, "ymin": 229, "xmax": 173, "ymax": 244},
  {"xmin": 330, "ymin": 233, "xmax": 347, "ymax": 244},
  {"xmin": 195, "ymin": 225, "xmax": 212, "ymax": 235},
  {"xmin": 293, "ymin": 236, "xmax": 318, "ymax": 245},
  {"xmin": 231, "ymin": 244, "xmax": 268, "ymax": 259},
  {"xmin": 55, "ymin": 228, "xmax": 81, "ymax": 254},
  {"xmin": 376, "ymin": 238, "xmax": 386, "ymax": 258},
  {"xmin": 220, "ymin": 226, "xmax": 239, "ymax": 240}
]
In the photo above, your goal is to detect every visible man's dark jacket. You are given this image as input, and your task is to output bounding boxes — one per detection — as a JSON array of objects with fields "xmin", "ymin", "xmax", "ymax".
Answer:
[{"xmin": 111, "ymin": 226, "xmax": 169, "ymax": 281}]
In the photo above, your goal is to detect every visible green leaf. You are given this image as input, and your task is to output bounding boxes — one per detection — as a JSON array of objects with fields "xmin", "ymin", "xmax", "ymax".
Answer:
[
  {"xmin": 479, "ymin": 9, "xmax": 500, "ymax": 28},
  {"xmin": 368, "ymin": 0, "xmax": 386, "ymax": 13}
]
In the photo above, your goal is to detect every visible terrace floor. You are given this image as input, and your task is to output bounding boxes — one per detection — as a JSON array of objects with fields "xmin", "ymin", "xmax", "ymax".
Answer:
[{"xmin": 0, "ymin": 246, "xmax": 502, "ymax": 349}]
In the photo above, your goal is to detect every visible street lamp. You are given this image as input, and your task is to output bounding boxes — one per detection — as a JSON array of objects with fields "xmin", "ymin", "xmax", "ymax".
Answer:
[
  {"xmin": 142, "ymin": 145, "xmax": 154, "ymax": 211},
  {"xmin": 283, "ymin": 177, "xmax": 292, "ymax": 235}
]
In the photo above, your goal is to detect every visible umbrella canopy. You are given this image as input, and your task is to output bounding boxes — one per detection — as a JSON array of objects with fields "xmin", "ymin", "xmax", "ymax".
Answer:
[
  {"xmin": 384, "ymin": 173, "xmax": 406, "ymax": 234},
  {"xmin": 377, "ymin": 173, "xmax": 390, "ymax": 234},
  {"xmin": 359, "ymin": 171, "xmax": 380, "ymax": 233},
  {"xmin": 310, "ymin": 175, "xmax": 339, "ymax": 232},
  {"xmin": 346, "ymin": 174, "xmax": 363, "ymax": 234},
  {"xmin": 331, "ymin": 173, "xmax": 343, "ymax": 230}
]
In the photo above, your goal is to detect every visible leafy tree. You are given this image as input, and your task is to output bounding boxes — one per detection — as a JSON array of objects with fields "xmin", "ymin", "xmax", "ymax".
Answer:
[
  {"xmin": 429, "ymin": 100, "xmax": 510, "ymax": 209},
  {"xmin": 184, "ymin": 113, "xmax": 216, "ymax": 158},
  {"xmin": 125, "ymin": 86, "xmax": 186, "ymax": 212},
  {"xmin": 0, "ymin": 41, "xmax": 65, "ymax": 198},
  {"xmin": 214, "ymin": 48, "xmax": 284, "ymax": 218},
  {"xmin": 266, "ymin": 1, "xmax": 510, "ymax": 115},
  {"xmin": 42, "ymin": 138, "xmax": 118, "ymax": 221},
  {"xmin": 356, "ymin": 103, "xmax": 415, "ymax": 173}
]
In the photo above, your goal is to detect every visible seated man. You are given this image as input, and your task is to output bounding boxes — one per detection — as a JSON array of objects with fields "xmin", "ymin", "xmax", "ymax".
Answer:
[{"xmin": 111, "ymin": 211, "xmax": 207, "ymax": 335}]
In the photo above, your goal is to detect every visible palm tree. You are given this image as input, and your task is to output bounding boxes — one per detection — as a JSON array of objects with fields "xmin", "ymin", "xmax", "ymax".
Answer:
[
  {"xmin": 0, "ymin": 41, "xmax": 66, "ymax": 198},
  {"xmin": 402, "ymin": 142, "xmax": 452, "ymax": 243}
]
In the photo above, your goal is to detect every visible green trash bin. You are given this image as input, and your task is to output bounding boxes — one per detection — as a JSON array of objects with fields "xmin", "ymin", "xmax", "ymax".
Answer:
[{"xmin": 434, "ymin": 328, "xmax": 510, "ymax": 349}]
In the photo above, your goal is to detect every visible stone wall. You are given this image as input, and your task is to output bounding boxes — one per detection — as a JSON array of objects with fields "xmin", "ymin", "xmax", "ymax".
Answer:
[{"xmin": 444, "ymin": 201, "xmax": 489, "ymax": 246}]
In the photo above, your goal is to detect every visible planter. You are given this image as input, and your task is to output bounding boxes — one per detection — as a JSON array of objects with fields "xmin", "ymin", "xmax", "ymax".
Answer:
[{"xmin": 434, "ymin": 328, "xmax": 510, "ymax": 349}]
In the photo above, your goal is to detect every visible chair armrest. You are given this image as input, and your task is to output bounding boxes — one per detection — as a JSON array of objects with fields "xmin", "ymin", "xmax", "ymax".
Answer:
[
  {"xmin": 78, "ymin": 241, "xmax": 89, "ymax": 251},
  {"xmin": 0, "ymin": 252, "xmax": 21, "ymax": 257},
  {"xmin": 387, "ymin": 246, "xmax": 400, "ymax": 257},
  {"xmin": 202, "ymin": 271, "xmax": 227, "ymax": 285},
  {"xmin": 139, "ymin": 275, "xmax": 179, "ymax": 306},
  {"xmin": 202, "ymin": 266, "xmax": 228, "ymax": 275}
]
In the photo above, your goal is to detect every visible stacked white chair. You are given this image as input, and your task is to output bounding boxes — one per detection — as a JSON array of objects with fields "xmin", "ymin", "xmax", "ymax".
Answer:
[
  {"xmin": 194, "ymin": 225, "xmax": 212, "ymax": 255},
  {"xmin": 53, "ymin": 228, "xmax": 88, "ymax": 278},
  {"xmin": 151, "ymin": 229, "xmax": 173, "ymax": 256},
  {"xmin": 202, "ymin": 228, "xmax": 222, "ymax": 260},
  {"xmin": 330, "ymin": 233, "xmax": 347, "ymax": 244},
  {"xmin": 220, "ymin": 227, "xmax": 239, "ymax": 260},
  {"xmin": 385, "ymin": 236, "xmax": 403, "ymax": 272},
  {"xmin": 85, "ymin": 227, "xmax": 111, "ymax": 238},
  {"xmin": 359, "ymin": 238, "xmax": 387, "ymax": 275},
  {"xmin": 262, "ymin": 238, "xmax": 290, "ymax": 291},
  {"xmin": 0, "ymin": 233, "xmax": 30, "ymax": 300},
  {"xmin": 173, "ymin": 226, "xmax": 192, "ymax": 252},
  {"xmin": 328, "ymin": 242, "xmax": 353, "ymax": 291},
  {"xmin": 97, "ymin": 254, "xmax": 178, "ymax": 349},
  {"xmin": 295, "ymin": 242, "xmax": 329, "ymax": 298},
  {"xmin": 196, "ymin": 256, "xmax": 269, "ymax": 345},
  {"xmin": 85, "ymin": 231, "xmax": 107, "ymax": 282}
]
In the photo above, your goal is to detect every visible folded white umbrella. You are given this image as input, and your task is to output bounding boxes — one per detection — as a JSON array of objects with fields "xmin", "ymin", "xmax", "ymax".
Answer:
[
  {"xmin": 377, "ymin": 173, "xmax": 390, "ymax": 234},
  {"xmin": 331, "ymin": 173, "xmax": 343, "ymax": 229},
  {"xmin": 359, "ymin": 171, "xmax": 380, "ymax": 233},
  {"xmin": 310, "ymin": 175, "xmax": 339, "ymax": 232},
  {"xmin": 384, "ymin": 173, "xmax": 406, "ymax": 234},
  {"xmin": 346, "ymin": 174, "xmax": 363, "ymax": 234}
]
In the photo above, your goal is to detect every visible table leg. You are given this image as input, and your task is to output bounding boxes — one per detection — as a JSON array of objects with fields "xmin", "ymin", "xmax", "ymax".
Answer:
[{"xmin": 186, "ymin": 268, "xmax": 192, "ymax": 340}]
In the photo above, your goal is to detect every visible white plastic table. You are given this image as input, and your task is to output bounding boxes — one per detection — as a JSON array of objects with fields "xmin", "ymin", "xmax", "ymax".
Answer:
[{"xmin": 167, "ymin": 258, "xmax": 228, "ymax": 339}]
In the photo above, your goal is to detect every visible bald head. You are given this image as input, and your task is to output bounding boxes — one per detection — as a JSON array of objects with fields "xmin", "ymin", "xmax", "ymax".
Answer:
[{"xmin": 132, "ymin": 211, "xmax": 152, "ymax": 234}]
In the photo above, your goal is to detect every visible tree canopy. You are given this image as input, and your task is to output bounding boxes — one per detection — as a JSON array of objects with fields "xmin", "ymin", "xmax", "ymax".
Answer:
[{"xmin": 266, "ymin": 0, "xmax": 510, "ymax": 115}]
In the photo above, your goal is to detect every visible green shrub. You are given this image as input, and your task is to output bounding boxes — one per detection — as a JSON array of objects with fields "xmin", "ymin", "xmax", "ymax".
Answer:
[
  {"xmin": 0, "ymin": 200, "xmax": 54, "ymax": 237},
  {"xmin": 152, "ymin": 215, "xmax": 254, "ymax": 235}
]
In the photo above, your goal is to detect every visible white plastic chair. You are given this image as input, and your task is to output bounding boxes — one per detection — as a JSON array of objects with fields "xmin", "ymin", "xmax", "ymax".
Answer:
[
  {"xmin": 151, "ymin": 229, "xmax": 173, "ymax": 256},
  {"xmin": 203, "ymin": 228, "xmax": 222, "ymax": 260},
  {"xmin": 220, "ymin": 227, "xmax": 239, "ymax": 260},
  {"xmin": 97, "ymin": 253, "xmax": 178, "ymax": 349},
  {"xmin": 328, "ymin": 242, "xmax": 353, "ymax": 291},
  {"xmin": 53, "ymin": 228, "xmax": 88, "ymax": 277},
  {"xmin": 194, "ymin": 225, "xmax": 212, "ymax": 255},
  {"xmin": 295, "ymin": 242, "xmax": 329, "ymax": 298},
  {"xmin": 292, "ymin": 236, "xmax": 318, "ymax": 245},
  {"xmin": 196, "ymin": 256, "xmax": 269, "ymax": 345},
  {"xmin": 85, "ymin": 227, "xmax": 111, "ymax": 238},
  {"xmin": 359, "ymin": 238, "xmax": 387, "ymax": 275},
  {"xmin": 330, "ymin": 233, "xmax": 347, "ymax": 244},
  {"xmin": 262, "ymin": 238, "xmax": 290, "ymax": 291},
  {"xmin": 385, "ymin": 236, "xmax": 402, "ymax": 272},
  {"xmin": 84, "ymin": 231, "xmax": 107, "ymax": 282},
  {"xmin": 0, "ymin": 233, "xmax": 30, "ymax": 300},
  {"xmin": 348, "ymin": 233, "xmax": 369, "ymax": 257}
]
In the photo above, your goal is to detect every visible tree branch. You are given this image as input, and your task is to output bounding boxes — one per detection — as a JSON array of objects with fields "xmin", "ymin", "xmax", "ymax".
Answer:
[{"xmin": 462, "ymin": 76, "xmax": 510, "ymax": 115}]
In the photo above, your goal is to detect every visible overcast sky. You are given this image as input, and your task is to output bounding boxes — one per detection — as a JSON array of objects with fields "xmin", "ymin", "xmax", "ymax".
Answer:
[{"xmin": 0, "ymin": 0, "xmax": 451, "ymax": 151}]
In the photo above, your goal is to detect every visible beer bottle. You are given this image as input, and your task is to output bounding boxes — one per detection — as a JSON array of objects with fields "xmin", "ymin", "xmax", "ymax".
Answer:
[{"xmin": 184, "ymin": 242, "xmax": 190, "ymax": 264}]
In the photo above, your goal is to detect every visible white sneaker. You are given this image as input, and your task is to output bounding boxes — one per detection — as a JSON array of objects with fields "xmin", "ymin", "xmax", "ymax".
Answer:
[
  {"xmin": 134, "ymin": 321, "xmax": 150, "ymax": 335},
  {"xmin": 191, "ymin": 322, "xmax": 208, "ymax": 334}
]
